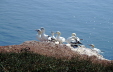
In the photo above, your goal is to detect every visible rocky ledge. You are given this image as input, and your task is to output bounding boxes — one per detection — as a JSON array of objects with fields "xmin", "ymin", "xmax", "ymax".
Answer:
[{"xmin": 0, "ymin": 40, "xmax": 112, "ymax": 65}]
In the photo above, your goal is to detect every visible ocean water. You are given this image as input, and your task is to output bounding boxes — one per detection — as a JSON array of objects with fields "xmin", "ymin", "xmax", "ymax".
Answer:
[{"xmin": 0, "ymin": 0, "xmax": 113, "ymax": 60}]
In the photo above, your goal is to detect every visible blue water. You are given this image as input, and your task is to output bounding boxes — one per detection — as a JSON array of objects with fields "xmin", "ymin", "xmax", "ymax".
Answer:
[{"xmin": 0, "ymin": 0, "xmax": 113, "ymax": 60}]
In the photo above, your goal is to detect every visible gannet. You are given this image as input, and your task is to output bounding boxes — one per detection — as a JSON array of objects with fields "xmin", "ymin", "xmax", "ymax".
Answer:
[
  {"xmin": 35, "ymin": 29, "xmax": 43, "ymax": 41},
  {"xmin": 49, "ymin": 31, "xmax": 59, "ymax": 44},
  {"xmin": 50, "ymin": 31, "xmax": 57, "ymax": 42},
  {"xmin": 66, "ymin": 33, "xmax": 80, "ymax": 47},
  {"xmin": 55, "ymin": 31, "xmax": 65, "ymax": 44},
  {"xmin": 51, "ymin": 32, "xmax": 56, "ymax": 39},
  {"xmin": 89, "ymin": 44, "xmax": 103, "ymax": 53},
  {"xmin": 66, "ymin": 33, "xmax": 77, "ymax": 44},
  {"xmin": 71, "ymin": 33, "xmax": 82, "ymax": 44},
  {"xmin": 89, "ymin": 44, "xmax": 95, "ymax": 48},
  {"xmin": 40, "ymin": 27, "xmax": 51, "ymax": 42}
]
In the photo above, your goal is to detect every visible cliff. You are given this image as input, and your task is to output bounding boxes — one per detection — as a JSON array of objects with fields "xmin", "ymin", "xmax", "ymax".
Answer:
[{"xmin": 0, "ymin": 40, "xmax": 112, "ymax": 65}]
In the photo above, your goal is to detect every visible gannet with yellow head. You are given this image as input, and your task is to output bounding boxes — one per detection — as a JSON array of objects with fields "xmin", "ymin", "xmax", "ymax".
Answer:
[
  {"xmin": 55, "ymin": 31, "xmax": 65, "ymax": 44},
  {"xmin": 66, "ymin": 33, "xmax": 77, "ymax": 44}
]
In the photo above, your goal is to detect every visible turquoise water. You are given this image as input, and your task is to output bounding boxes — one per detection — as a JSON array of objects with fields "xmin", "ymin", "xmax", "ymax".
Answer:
[{"xmin": 0, "ymin": 0, "xmax": 113, "ymax": 60}]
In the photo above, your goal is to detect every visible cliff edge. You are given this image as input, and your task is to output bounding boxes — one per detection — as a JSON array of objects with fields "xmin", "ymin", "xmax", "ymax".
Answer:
[{"xmin": 0, "ymin": 40, "xmax": 112, "ymax": 65}]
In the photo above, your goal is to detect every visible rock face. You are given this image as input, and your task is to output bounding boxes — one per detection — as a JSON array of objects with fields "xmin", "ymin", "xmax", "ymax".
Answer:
[{"xmin": 0, "ymin": 40, "xmax": 112, "ymax": 65}]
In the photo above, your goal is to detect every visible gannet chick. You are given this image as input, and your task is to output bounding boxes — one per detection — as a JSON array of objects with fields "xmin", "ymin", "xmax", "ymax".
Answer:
[
  {"xmin": 40, "ymin": 27, "xmax": 50, "ymax": 42},
  {"xmin": 35, "ymin": 29, "xmax": 43, "ymax": 41},
  {"xmin": 89, "ymin": 44, "xmax": 103, "ymax": 53},
  {"xmin": 55, "ymin": 31, "xmax": 65, "ymax": 44}
]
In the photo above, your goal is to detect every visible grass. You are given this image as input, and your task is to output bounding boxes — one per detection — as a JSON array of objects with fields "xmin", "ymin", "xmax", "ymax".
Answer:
[{"xmin": 0, "ymin": 52, "xmax": 113, "ymax": 72}]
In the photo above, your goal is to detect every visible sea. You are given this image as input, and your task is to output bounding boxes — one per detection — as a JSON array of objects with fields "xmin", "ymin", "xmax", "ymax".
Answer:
[{"xmin": 0, "ymin": 0, "xmax": 113, "ymax": 60}]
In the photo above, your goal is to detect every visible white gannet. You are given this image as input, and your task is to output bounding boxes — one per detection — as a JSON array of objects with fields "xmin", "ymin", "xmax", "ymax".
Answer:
[
  {"xmin": 89, "ymin": 44, "xmax": 103, "ymax": 53},
  {"xmin": 66, "ymin": 33, "xmax": 77, "ymax": 44},
  {"xmin": 50, "ymin": 31, "xmax": 57, "ymax": 42},
  {"xmin": 35, "ymin": 29, "xmax": 43, "ymax": 42},
  {"xmin": 40, "ymin": 27, "xmax": 51, "ymax": 42},
  {"xmin": 71, "ymin": 33, "xmax": 82, "ymax": 44},
  {"xmin": 66, "ymin": 33, "xmax": 80, "ymax": 47},
  {"xmin": 55, "ymin": 31, "xmax": 65, "ymax": 44},
  {"xmin": 51, "ymin": 31, "xmax": 56, "ymax": 40}
]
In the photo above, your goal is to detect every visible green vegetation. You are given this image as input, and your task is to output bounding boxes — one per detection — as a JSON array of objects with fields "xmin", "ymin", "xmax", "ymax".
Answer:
[{"xmin": 0, "ymin": 52, "xmax": 113, "ymax": 72}]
